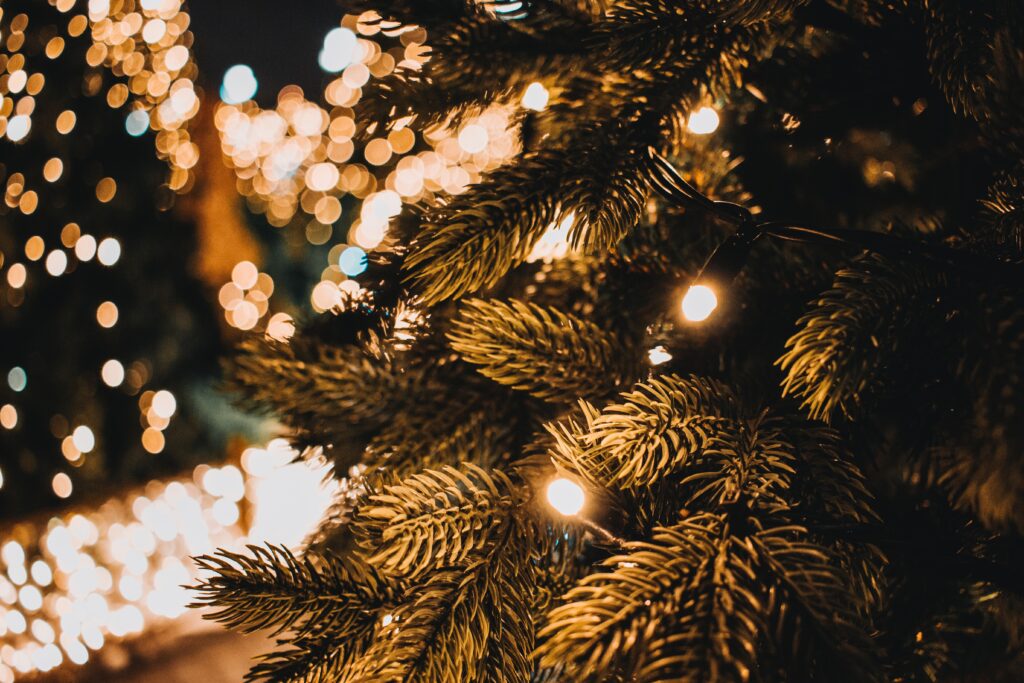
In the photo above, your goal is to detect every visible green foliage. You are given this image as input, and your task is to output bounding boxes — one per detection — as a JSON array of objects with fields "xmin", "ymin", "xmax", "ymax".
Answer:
[
  {"xmin": 342, "ymin": 521, "xmax": 537, "ymax": 683},
  {"xmin": 195, "ymin": 1, "xmax": 1024, "ymax": 681},
  {"xmin": 547, "ymin": 375, "xmax": 740, "ymax": 489},
  {"xmin": 191, "ymin": 544, "xmax": 390, "ymax": 637},
  {"xmin": 448, "ymin": 298, "xmax": 633, "ymax": 401},
  {"xmin": 355, "ymin": 463, "xmax": 518, "ymax": 579},
  {"xmin": 777, "ymin": 255, "xmax": 950, "ymax": 422}
]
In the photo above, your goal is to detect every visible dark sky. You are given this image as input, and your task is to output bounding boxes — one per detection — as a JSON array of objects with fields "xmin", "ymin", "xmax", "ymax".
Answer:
[{"xmin": 189, "ymin": 1, "xmax": 344, "ymax": 107}]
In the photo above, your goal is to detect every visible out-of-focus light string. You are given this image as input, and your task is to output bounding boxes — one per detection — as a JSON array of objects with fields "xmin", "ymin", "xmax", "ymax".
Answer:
[
  {"xmin": 0, "ymin": 439, "xmax": 337, "ymax": 681},
  {"xmin": 213, "ymin": 12, "xmax": 526, "ymax": 318}
]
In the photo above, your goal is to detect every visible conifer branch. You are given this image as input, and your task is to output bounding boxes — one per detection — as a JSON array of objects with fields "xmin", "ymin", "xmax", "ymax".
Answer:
[
  {"xmin": 342, "ymin": 525, "xmax": 536, "ymax": 683},
  {"xmin": 448, "ymin": 298, "xmax": 632, "ymax": 402},
  {"xmin": 355, "ymin": 463, "xmax": 519, "ymax": 580},
  {"xmin": 547, "ymin": 374, "xmax": 741, "ymax": 489},
  {"xmin": 191, "ymin": 544, "xmax": 391, "ymax": 638},
  {"xmin": 777, "ymin": 255, "xmax": 950, "ymax": 422}
]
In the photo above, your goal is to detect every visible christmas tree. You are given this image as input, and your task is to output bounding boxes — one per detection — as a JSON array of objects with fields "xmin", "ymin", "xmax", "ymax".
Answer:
[
  {"xmin": 193, "ymin": 1, "xmax": 1024, "ymax": 681},
  {"xmin": 0, "ymin": 0, "xmax": 222, "ymax": 515}
]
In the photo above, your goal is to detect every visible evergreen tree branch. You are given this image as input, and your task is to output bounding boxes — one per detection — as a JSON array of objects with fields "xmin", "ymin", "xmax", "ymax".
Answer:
[
  {"xmin": 354, "ymin": 463, "xmax": 519, "ymax": 580},
  {"xmin": 547, "ymin": 374, "xmax": 741, "ymax": 489},
  {"xmin": 191, "ymin": 544, "xmax": 391, "ymax": 638},
  {"xmin": 342, "ymin": 522, "xmax": 537, "ymax": 683},
  {"xmin": 448, "ymin": 298, "xmax": 633, "ymax": 401},
  {"xmin": 536, "ymin": 514, "xmax": 764, "ymax": 683}
]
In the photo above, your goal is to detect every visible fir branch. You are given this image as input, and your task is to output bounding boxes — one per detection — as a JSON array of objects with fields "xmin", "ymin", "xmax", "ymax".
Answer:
[
  {"xmin": 678, "ymin": 412, "xmax": 797, "ymax": 513},
  {"xmin": 191, "ymin": 544, "xmax": 391, "ymax": 638},
  {"xmin": 921, "ymin": 0, "xmax": 1011, "ymax": 120},
  {"xmin": 536, "ymin": 514, "xmax": 764, "ymax": 683},
  {"xmin": 403, "ymin": 120, "xmax": 650, "ymax": 304},
  {"xmin": 547, "ymin": 374, "xmax": 741, "ymax": 489},
  {"xmin": 228, "ymin": 336, "xmax": 441, "ymax": 456},
  {"xmin": 448, "ymin": 298, "xmax": 632, "ymax": 402},
  {"xmin": 363, "ymin": 391, "xmax": 516, "ymax": 476},
  {"xmin": 342, "ymin": 525, "xmax": 536, "ymax": 683},
  {"xmin": 246, "ymin": 632, "xmax": 355, "ymax": 683},
  {"xmin": 777, "ymin": 254, "xmax": 950, "ymax": 422},
  {"xmin": 355, "ymin": 463, "xmax": 519, "ymax": 580},
  {"xmin": 752, "ymin": 524, "xmax": 882, "ymax": 682}
]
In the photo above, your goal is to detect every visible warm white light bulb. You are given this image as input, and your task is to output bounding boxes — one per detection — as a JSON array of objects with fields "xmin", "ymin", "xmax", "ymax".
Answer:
[
  {"xmin": 521, "ymin": 82, "xmax": 550, "ymax": 111},
  {"xmin": 546, "ymin": 478, "xmax": 585, "ymax": 516},
  {"xmin": 687, "ymin": 106, "xmax": 720, "ymax": 135},
  {"xmin": 681, "ymin": 284, "xmax": 718, "ymax": 322}
]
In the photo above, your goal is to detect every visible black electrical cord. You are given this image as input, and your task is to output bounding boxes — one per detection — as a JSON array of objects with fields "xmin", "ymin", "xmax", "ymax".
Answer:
[{"xmin": 647, "ymin": 147, "xmax": 1024, "ymax": 286}]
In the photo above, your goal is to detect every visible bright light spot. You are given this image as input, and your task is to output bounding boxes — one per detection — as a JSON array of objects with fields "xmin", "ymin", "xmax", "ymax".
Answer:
[
  {"xmin": 265, "ymin": 312, "xmax": 295, "ymax": 342},
  {"xmin": 382, "ymin": 613, "xmax": 394, "ymax": 627},
  {"xmin": 141, "ymin": 18, "xmax": 166, "ymax": 43},
  {"xmin": 52, "ymin": 473, "xmax": 73, "ymax": 499},
  {"xmin": 7, "ymin": 368, "xmax": 27, "ymax": 393},
  {"xmin": 101, "ymin": 359, "xmax": 125, "ymax": 387},
  {"xmin": 45, "ymin": 250, "xmax": 68, "ymax": 276},
  {"xmin": 458, "ymin": 124, "xmax": 488, "ymax": 153},
  {"xmin": 164, "ymin": 45, "xmax": 189, "ymax": 71},
  {"xmin": 338, "ymin": 246, "xmax": 368, "ymax": 276},
  {"xmin": 97, "ymin": 301, "xmax": 119, "ymax": 328},
  {"xmin": 221, "ymin": 65, "xmax": 258, "ymax": 105},
  {"xmin": 319, "ymin": 27, "xmax": 357, "ymax": 73},
  {"xmin": 687, "ymin": 106, "xmax": 720, "ymax": 135},
  {"xmin": 75, "ymin": 235, "xmax": 97, "ymax": 261},
  {"xmin": 19, "ymin": 585, "xmax": 42, "ymax": 612},
  {"xmin": 6, "ymin": 115, "xmax": 31, "ymax": 142},
  {"xmin": 527, "ymin": 213, "xmax": 575, "ymax": 263},
  {"xmin": 72, "ymin": 426, "xmax": 95, "ymax": 453},
  {"xmin": 125, "ymin": 110, "xmax": 150, "ymax": 137},
  {"xmin": 521, "ymin": 82, "xmax": 550, "ymax": 111},
  {"xmin": 648, "ymin": 346, "xmax": 673, "ymax": 365},
  {"xmin": 151, "ymin": 390, "xmax": 176, "ymax": 419},
  {"xmin": 0, "ymin": 404, "xmax": 16, "ymax": 430},
  {"xmin": 2, "ymin": 541, "xmax": 25, "ymax": 566},
  {"xmin": 546, "ymin": 478, "xmax": 585, "ymax": 517},
  {"xmin": 681, "ymin": 284, "xmax": 717, "ymax": 322},
  {"xmin": 30, "ymin": 561, "xmax": 52, "ymax": 587},
  {"xmin": 212, "ymin": 499, "xmax": 239, "ymax": 526},
  {"xmin": 97, "ymin": 238, "xmax": 121, "ymax": 266},
  {"xmin": 231, "ymin": 261, "xmax": 259, "ymax": 290}
]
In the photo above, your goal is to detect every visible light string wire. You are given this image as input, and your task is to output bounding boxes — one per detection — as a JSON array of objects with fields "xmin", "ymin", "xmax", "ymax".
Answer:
[{"xmin": 646, "ymin": 147, "xmax": 1024, "ymax": 286}]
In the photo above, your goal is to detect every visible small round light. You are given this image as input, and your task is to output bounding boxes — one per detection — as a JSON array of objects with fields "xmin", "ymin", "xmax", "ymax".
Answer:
[
  {"xmin": 521, "ymin": 82, "xmax": 550, "ymax": 111},
  {"xmin": 687, "ymin": 106, "xmax": 720, "ymax": 135},
  {"xmin": 220, "ymin": 65, "xmax": 258, "ymax": 105},
  {"xmin": 546, "ymin": 478, "xmax": 585, "ymax": 517},
  {"xmin": 338, "ymin": 246, "xmax": 368, "ymax": 276},
  {"xmin": 681, "ymin": 284, "xmax": 717, "ymax": 322}
]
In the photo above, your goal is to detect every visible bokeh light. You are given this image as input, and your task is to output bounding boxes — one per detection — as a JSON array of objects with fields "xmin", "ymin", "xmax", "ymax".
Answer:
[{"xmin": 220, "ymin": 65, "xmax": 258, "ymax": 105}]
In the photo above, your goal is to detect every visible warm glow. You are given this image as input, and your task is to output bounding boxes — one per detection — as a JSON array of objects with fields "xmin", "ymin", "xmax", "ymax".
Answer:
[
  {"xmin": 521, "ymin": 82, "xmax": 550, "ymax": 111},
  {"xmin": 546, "ymin": 478, "xmax": 585, "ymax": 517},
  {"xmin": 687, "ymin": 106, "xmax": 720, "ymax": 135},
  {"xmin": 681, "ymin": 284, "xmax": 718, "ymax": 322}
]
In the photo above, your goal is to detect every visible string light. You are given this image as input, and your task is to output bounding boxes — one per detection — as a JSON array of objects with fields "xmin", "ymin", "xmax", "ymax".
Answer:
[
  {"xmin": 546, "ymin": 478, "xmax": 585, "ymax": 517},
  {"xmin": 0, "ymin": 441, "xmax": 336, "ymax": 681},
  {"xmin": 521, "ymin": 82, "xmax": 550, "ymax": 111},
  {"xmin": 686, "ymin": 106, "xmax": 720, "ymax": 135},
  {"xmin": 214, "ymin": 12, "xmax": 522, "ymax": 314},
  {"xmin": 681, "ymin": 284, "xmax": 718, "ymax": 322}
]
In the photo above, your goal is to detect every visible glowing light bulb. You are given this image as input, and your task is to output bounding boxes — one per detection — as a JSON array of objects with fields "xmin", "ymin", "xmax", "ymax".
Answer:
[
  {"xmin": 521, "ymin": 82, "xmax": 550, "ymax": 111},
  {"xmin": 687, "ymin": 106, "xmax": 720, "ymax": 135},
  {"xmin": 221, "ymin": 65, "xmax": 258, "ymax": 105},
  {"xmin": 546, "ymin": 478, "xmax": 585, "ymax": 517},
  {"xmin": 681, "ymin": 284, "xmax": 717, "ymax": 322}
]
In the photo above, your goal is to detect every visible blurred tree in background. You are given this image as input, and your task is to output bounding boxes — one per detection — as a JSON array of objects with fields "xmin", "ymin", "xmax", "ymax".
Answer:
[{"xmin": 0, "ymin": 0, "xmax": 223, "ymax": 515}]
